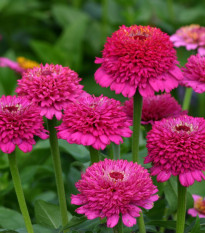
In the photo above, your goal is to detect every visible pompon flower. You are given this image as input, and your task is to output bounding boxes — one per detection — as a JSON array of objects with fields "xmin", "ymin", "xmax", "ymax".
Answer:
[
  {"xmin": 56, "ymin": 95, "xmax": 132, "ymax": 150},
  {"xmin": 188, "ymin": 195, "xmax": 205, "ymax": 218},
  {"xmin": 181, "ymin": 54, "xmax": 205, "ymax": 93},
  {"xmin": 170, "ymin": 24, "xmax": 205, "ymax": 55},
  {"xmin": 16, "ymin": 64, "xmax": 84, "ymax": 120},
  {"xmin": 0, "ymin": 95, "xmax": 48, "ymax": 154},
  {"xmin": 145, "ymin": 115, "xmax": 205, "ymax": 187},
  {"xmin": 71, "ymin": 159, "xmax": 158, "ymax": 228},
  {"xmin": 95, "ymin": 25, "xmax": 183, "ymax": 98},
  {"xmin": 123, "ymin": 94, "xmax": 186, "ymax": 124}
]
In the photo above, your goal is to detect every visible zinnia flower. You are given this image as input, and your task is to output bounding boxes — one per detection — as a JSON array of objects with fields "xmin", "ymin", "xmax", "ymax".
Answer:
[
  {"xmin": 123, "ymin": 93, "xmax": 186, "ymax": 124},
  {"xmin": 181, "ymin": 54, "xmax": 205, "ymax": 93},
  {"xmin": 0, "ymin": 95, "xmax": 48, "ymax": 153},
  {"xmin": 170, "ymin": 24, "xmax": 205, "ymax": 55},
  {"xmin": 16, "ymin": 63, "xmax": 83, "ymax": 120},
  {"xmin": 56, "ymin": 95, "xmax": 132, "ymax": 150},
  {"xmin": 94, "ymin": 25, "xmax": 182, "ymax": 98},
  {"xmin": 188, "ymin": 195, "xmax": 205, "ymax": 218},
  {"xmin": 71, "ymin": 159, "xmax": 158, "ymax": 227},
  {"xmin": 145, "ymin": 115, "xmax": 205, "ymax": 187}
]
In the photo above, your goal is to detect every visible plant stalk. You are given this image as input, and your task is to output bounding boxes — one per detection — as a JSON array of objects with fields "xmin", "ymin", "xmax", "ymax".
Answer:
[
  {"xmin": 47, "ymin": 118, "xmax": 69, "ymax": 230},
  {"xmin": 112, "ymin": 143, "xmax": 120, "ymax": 160},
  {"xmin": 182, "ymin": 88, "xmax": 192, "ymax": 111},
  {"xmin": 89, "ymin": 146, "xmax": 99, "ymax": 164},
  {"xmin": 113, "ymin": 216, "xmax": 123, "ymax": 233},
  {"xmin": 8, "ymin": 152, "xmax": 34, "ymax": 233}
]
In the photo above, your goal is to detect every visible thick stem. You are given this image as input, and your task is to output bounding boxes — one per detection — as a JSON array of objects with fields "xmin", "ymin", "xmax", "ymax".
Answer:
[
  {"xmin": 47, "ymin": 118, "xmax": 69, "ymax": 230},
  {"xmin": 8, "ymin": 152, "xmax": 34, "ymax": 233},
  {"xmin": 176, "ymin": 177, "xmax": 187, "ymax": 233},
  {"xmin": 132, "ymin": 90, "xmax": 143, "ymax": 163},
  {"xmin": 112, "ymin": 143, "xmax": 120, "ymax": 160},
  {"xmin": 113, "ymin": 216, "xmax": 123, "ymax": 233},
  {"xmin": 132, "ymin": 90, "xmax": 146, "ymax": 233},
  {"xmin": 89, "ymin": 146, "xmax": 99, "ymax": 164},
  {"xmin": 182, "ymin": 88, "xmax": 192, "ymax": 111}
]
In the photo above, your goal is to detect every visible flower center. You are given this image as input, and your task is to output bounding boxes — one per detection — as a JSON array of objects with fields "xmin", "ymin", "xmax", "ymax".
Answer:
[
  {"xmin": 175, "ymin": 125, "xmax": 190, "ymax": 132},
  {"xmin": 42, "ymin": 70, "xmax": 52, "ymax": 76},
  {"xmin": 194, "ymin": 197, "xmax": 205, "ymax": 214},
  {"xmin": 3, "ymin": 105, "xmax": 20, "ymax": 113},
  {"xmin": 109, "ymin": 171, "xmax": 124, "ymax": 181}
]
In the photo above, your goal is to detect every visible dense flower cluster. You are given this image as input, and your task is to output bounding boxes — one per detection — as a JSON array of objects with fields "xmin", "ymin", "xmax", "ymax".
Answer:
[
  {"xmin": 16, "ymin": 64, "xmax": 83, "ymax": 120},
  {"xmin": 123, "ymin": 93, "xmax": 186, "ymax": 124},
  {"xmin": 188, "ymin": 195, "xmax": 205, "ymax": 218},
  {"xmin": 71, "ymin": 159, "xmax": 158, "ymax": 227},
  {"xmin": 57, "ymin": 95, "xmax": 132, "ymax": 150},
  {"xmin": 181, "ymin": 54, "xmax": 205, "ymax": 93},
  {"xmin": 0, "ymin": 95, "xmax": 48, "ymax": 153},
  {"xmin": 145, "ymin": 115, "xmax": 205, "ymax": 187},
  {"xmin": 95, "ymin": 25, "xmax": 182, "ymax": 98},
  {"xmin": 170, "ymin": 24, "xmax": 205, "ymax": 55}
]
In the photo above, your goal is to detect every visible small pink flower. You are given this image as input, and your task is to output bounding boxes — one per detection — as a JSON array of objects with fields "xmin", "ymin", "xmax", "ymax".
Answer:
[
  {"xmin": 123, "ymin": 94, "xmax": 186, "ymax": 124},
  {"xmin": 181, "ymin": 54, "xmax": 205, "ymax": 93},
  {"xmin": 170, "ymin": 24, "xmax": 205, "ymax": 55},
  {"xmin": 16, "ymin": 64, "xmax": 83, "ymax": 120},
  {"xmin": 95, "ymin": 25, "xmax": 183, "ymax": 98},
  {"xmin": 145, "ymin": 115, "xmax": 205, "ymax": 187},
  {"xmin": 0, "ymin": 95, "xmax": 48, "ymax": 154},
  {"xmin": 71, "ymin": 159, "xmax": 158, "ymax": 228},
  {"xmin": 0, "ymin": 57, "xmax": 24, "ymax": 73},
  {"xmin": 188, "ymin": 195, "xmax": 205, "ymax": 218},
  {"xmin": 56, "ymin": 95, "xmax": 132, "ymax": 150}
]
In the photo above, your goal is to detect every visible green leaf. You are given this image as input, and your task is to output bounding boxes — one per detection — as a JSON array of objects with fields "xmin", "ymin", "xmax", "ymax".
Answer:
[
  {"xmin": 0, "ymin": 230, "xmax": 18, "ymax": 233},
  {"xmin": 61, "ymin": 216, "xmax": 87, "ymax": 230},
  {"xmin": 34, "ymin": 200, "xmax": 72, "ymax": 229},
  {"xmin": 147, "ymin": 220, "xmax": 176, "ymax": 230},
  {"xmin": 190, "ymin": 216, "xmax": 200, "ymax": 233},
  {"xmin": 0, "ymin": 207, "xmax": 25, "ymax": 230}
]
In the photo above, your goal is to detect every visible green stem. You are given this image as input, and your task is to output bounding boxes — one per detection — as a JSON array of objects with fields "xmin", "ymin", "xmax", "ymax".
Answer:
[
  {"xmin": 112, "ymin": 143, "xmax": 120, "ymax": 160},
  {"xmin": 176, "ymin": 177, "xmax": 187, "ymax": 233},
  {"xmin": 166, "ymin": 0, "xmax": 174, "ymax": 22},
  {"xmin": 132, "ymin": 89, "xmax": 143, "ymax": 163},
  {"xmin": 47, "ymin": 118, "xmax": 69, "ymax": 230},
  {"xmin": 113, "ymin": 216, "xmax": 123, "ymax": 233},
  {"xmin": 182, "ymin": 88, "xmax": 192, "ymax": 111},
  {"xmin": 89, "ymin": 146, "xmax": 99, "ymax": 164},
  {"xmin": 132, "ymin": 90, "xmax": 146, "ymax": 233},
  {"xmin": 8, "ymin": 152, "xmax": 34, "ymax": 233}
]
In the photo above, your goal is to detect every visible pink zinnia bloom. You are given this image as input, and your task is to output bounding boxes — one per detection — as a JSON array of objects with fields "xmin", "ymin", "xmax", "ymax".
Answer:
[
  {"xmin": 0, "ymin": 57, "xmax": 24, "ymax": 73},
  {"xmin": 16, "ymin": 64, "xmax": 84, "ymax": 120},
  {"xmin": 0, "ymin": 95, "xmax": 48, "ymax": 154},
  {"xmin": 181, "ymin": 54, "xmax": 205, "ymax": 93},
  {"xmin": 95, "ymin": 25, "xmax": 182, "ymax": 98},
  {"xmin": 170, "ymin": 24, "xmax": 205, "ymax": 55},
  {"xmin": 123, "ymin": 93, "xmax": 186, "ymax": 124},
  {"xmin": 71, "ymin": 159, "xmax": 158, "ymax": 228},
  {"xmin": 188, "ymin": 195, "xmax": 205, "ymax": 218},
  {"xmin": 56, "ymin": 95, "xmax": 132, "ymax": 150},
  {"xmin": 145, "ymin": 115, "xmax": 205, "ymax": 187}
]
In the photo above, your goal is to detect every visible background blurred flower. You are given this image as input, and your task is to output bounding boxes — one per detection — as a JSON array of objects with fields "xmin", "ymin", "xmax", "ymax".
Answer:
[
  {"xmin": 188, "ymin": 194, "xmax": 205, "ymax": 218},
  {"xmin": 170, "ymin": 24, "xmax": 205, "ymax": 55},
  {"xmin": 123, "ymin": 93, "xmax": 186, "ymax": 124},
  {"xmin": 0, "ymin": 57, "xmax": 24, "ymax": 73},
  {"xmin": 71, "ymin": 159, "xmax": 158, "ymax": 228},
  {"xmin": 16, "ymin": 63, "xmax": 83, "ymax": 120},
  {"xmin": 0, "ymin": 95, "xmax": 48, "ymax": 153},
  {"xmin": 57, "ymin": 95, "xmax": 132, "ymax": 150},
  {"xmin": 145, "ymin": 115, "xmax": 205, "ymax": 187},
  {"xmin": 95, "ymin": 25, "xmax": 182, "ymax": 98},
  {"xmin": 181, "ymin": 54, "xmax": 205, "ymax": 93}
]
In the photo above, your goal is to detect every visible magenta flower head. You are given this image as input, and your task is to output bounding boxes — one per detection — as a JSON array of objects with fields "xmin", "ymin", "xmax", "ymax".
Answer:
[
  {"xmin": 145, "ymin": 115, "xmax": 205, "ymax": 187},
  {"xmin": 94, "ymin": 25, "xmax": 182, "ymax": 98},
  {"xmin": 16, "ymin": 64, "xmax": 83, "ymax": 120},
  {"xmin": 181, "ymin": 54, "xmax": 205, "ymax": 93},
  {"xmin": 0, "ymin": 95, "xmax": 48, "ymax": 154},
  {"xmin": 71, "ymin": 159, "xmax": 158, "ymax": 228},
  {"xmin": 170, "ymin": 24, "xmax": 205, "ymax": 55},
  {"xmin": 123, "ymin": 94, "xmax": 186, "ymax": 124},
  {"xmin": 188, "ymin": 195, "xmax": 205, "ymax": 218},
  {"xmin": 57, "ymin": 95, "xmax": 132, "ymax": 150}
]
